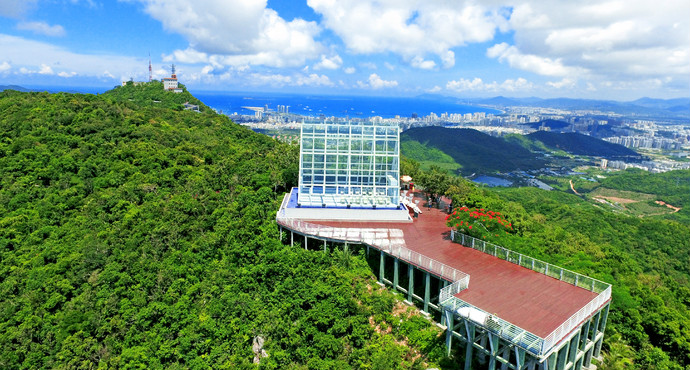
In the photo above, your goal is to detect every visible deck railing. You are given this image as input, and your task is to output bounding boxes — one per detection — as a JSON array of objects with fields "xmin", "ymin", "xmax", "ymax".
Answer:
[
  {"xmin": 277, "ymin": 210, "xmax": 470, "ymax": 284},
  {"xmin": 450, "ymin": 231, "xmax": 612, "ymax": 355}
]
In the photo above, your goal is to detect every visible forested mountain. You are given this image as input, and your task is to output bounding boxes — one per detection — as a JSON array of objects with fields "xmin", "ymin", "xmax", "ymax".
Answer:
[
  {"xmin": 0, "ymin": 89, "xmax": 448, "ymax": 369},
  {"xmin": 401, "ymin": 127, "xmax": 545, "ymax": 175},
  {"xmin": 526, "ymin": 131, "xmax": 642, "ymax": 160}
]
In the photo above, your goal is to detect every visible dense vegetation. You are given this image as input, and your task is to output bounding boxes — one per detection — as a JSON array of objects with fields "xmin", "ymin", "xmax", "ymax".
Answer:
[
  {"xmin": 408, "ymin": 159, "xmax": 690, "ymax": 369},
  {"xmin": 401, "ymin": 127, "xmax": 545, "ymax": 175},
  {"xmin": 0, "ymin": 89, "xmax": 451, "ymax": 369},
  {"xmin": 103, "ymin": 81, "xmax": 211, "ymax": 112},
  {"xmin": 526, "ymin": 131, "xmax": 642, "ymax": 160}
]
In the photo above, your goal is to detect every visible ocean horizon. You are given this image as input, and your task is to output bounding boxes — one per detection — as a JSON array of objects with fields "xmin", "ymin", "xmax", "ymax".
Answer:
[
  {"xmin": 193, "ymin": 91, "xmax": 500, "ymax": 119},
  {"xmin": 13, "ymin": 85, "xmax": 500, "ymax": 119}
]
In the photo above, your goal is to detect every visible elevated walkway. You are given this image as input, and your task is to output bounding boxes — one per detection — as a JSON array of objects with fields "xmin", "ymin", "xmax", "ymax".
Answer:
[{"xmin": 276, "ymin": 190, "xmax": 611, "ymax": 369}]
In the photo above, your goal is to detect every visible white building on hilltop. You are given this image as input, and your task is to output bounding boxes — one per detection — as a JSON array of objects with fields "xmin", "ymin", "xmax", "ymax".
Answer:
[{"xmin": 162, "ymin": 64, "xmax": 182, "ymax": 93}]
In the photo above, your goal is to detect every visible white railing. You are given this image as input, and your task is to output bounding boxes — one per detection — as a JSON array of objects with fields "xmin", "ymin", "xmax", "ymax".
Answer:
[
  {"xmin": 541, "ymin": 285, "xmax": 611, "ymax": 352},
  {"xmin": 441, "ymin": 296, "xmax": 545, "ymax": 356},
  {"xmin": 450, "ymin": 231, "xmax": 612, "ymax": 355},
  {"xmin": 439, "ymin": 276, "xmax": 471, "ymax": 303},
  {"xmin": 277, "ymin": 214, "xmax": 470, "ymax": 284}
]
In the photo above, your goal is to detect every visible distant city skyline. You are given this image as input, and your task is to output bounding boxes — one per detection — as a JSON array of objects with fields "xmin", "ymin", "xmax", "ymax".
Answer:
[{"xmin": 0, "ymin": 0, "xmax": 688, "ymax": 100}]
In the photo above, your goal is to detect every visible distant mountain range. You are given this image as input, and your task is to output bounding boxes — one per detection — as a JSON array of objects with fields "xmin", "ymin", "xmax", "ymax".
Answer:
[
  {"xmin": 415, "ymin": 93, "xmax": 689, "ymax": 118},
  {"xmin": 0, "ymin": 85, "xmax": 33, "ymax": 92},
  {"xmin": 469, "ymin": 96, "xmax": 690, "ymax": 118},
  {"xmin": 402, "ymin": 126, "xmax": 643, "ymax": 175}
]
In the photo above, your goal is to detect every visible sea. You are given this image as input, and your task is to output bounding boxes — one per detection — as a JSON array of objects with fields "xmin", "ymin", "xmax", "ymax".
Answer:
[
  {"xmin": 21, "ymin": 85, "xmax": 499, "ymax": 119},
  {"xmin": 192, "ymin": 91, "xmax": 500, "ymax": 119}
]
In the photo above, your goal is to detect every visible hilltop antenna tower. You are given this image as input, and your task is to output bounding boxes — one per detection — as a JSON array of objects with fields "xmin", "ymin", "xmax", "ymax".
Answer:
[
  {"xmin": 171, "ymin": 64, "xmax": 176, "ymax": 78},
  {"xmin": 148, "ymin": 53, "xmax": 152, "ymax": 82}
]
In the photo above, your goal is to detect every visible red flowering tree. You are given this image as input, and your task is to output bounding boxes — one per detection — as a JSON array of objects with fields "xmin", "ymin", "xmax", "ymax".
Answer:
[{"xmin": 446, "ymin": 206, "xmax": 515, "ymax": 240}]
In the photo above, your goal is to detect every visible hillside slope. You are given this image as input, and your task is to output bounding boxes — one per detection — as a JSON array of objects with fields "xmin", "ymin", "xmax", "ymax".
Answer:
[
  {"xmin": 402, "ymin": 126, "xmax": 545, "ymax": 175},
  {"xmin": 527, "ymin": 131, "xmax": 642, "ymax": 160},
  {"xmin": 0, "ymin": 90, "xmax": 446, "ymax": 369}
]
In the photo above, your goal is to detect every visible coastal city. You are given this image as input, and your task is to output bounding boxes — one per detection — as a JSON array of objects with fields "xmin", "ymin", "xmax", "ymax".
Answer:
[{"xmin": 228, "ymin": 101, "xmax": 690, "ymax": 177}]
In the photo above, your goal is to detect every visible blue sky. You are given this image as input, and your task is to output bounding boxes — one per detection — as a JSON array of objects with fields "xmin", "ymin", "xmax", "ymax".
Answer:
[{"xmin": 1, "ymin": 0, "xmax": 688, "ymax": 100}]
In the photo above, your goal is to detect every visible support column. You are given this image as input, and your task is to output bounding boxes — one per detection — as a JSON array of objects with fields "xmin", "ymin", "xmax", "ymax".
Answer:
[
  {"xmin": 290, "ymin": 231, "xmax": 294, "ymax": 247},
  {"xmin": 445, "ymin": 309, "xmax": 454, "ymax": 356},
  {"xmin": 393, "ymin": 258, "xmax": 400, "ymax": 289},
  {"xmin": 500, "ymin": 346, "xmax": 510, "ymax": 370},
  {"xmin": 423, "ymin": 271, "xmax": 431, "ymax": 313},
  {"xmin": 344, "ymin": 242, "xmax": 349, "ymax": 253},
  {"xmin": 556, "ymin": 338, "xmax": 570, "ymax": 369},
  {"xmin": 279, "ymin": 226, "xmax": 283, "ymax": 241},
  {"xmin": 568, "ymin": 331, "xmax": 581, "ymax": 365},
  {"xmin": 304, "ymin": 235, "xmax": 308, "ymax": 250},
  {"xmin": 580, "ymin": 320, "xmax": 591, "ymax": 352},
  {"xmin": 379, "ymin": 250, "xmax": 385, "ymax": 284},
  {"xmin": 407, "ymin": 264, "xmax": 414, "ymax": 302},
  {"xmin": 323, "ymin": 240, "xmax": 327, "ymax": 252},
  {"xmin": 366, "ymin": 245, "xmax": 370, "ymax": 257},
  {"xmin": 515, "ymin": 348, "xmax": 526, "ymax": 370},
  {"xmin": 464, "ymin": 321, "xmax": 475, "ymax": 370},
  {"xmin": 488, "ymin": 333, "xmax": 500, "ymax": 370},
  {"xmin": 593, "ymin": 304, "xmax": 610, "ymax": 358},
  {"xmin": 546, "ymin": 352, "xmax": 557, "ymax": 370}
]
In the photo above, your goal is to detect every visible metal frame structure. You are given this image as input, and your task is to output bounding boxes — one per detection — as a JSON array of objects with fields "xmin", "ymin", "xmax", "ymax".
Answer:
[{"xmin": 298, "ymin": 121, "xmax": 400, "ymax": 208}]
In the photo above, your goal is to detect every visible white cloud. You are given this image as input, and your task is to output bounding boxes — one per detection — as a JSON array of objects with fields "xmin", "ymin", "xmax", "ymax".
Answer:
[
  {"xmin": 307, "ymin": 0, "xmax": 505, "ymax": 68},
  {"xmin": 410, "ymin": 56, "xmax": 435, "ymax": 70},
  {"xmin": 360, "ymin": 62, "xmax": 377, "ymax": 70},
  {"xmin": 547, "ymin": 78, "xmax": 576, "ymax": 89},
  {"xmin": 0, "ymin": 33, "xmax": 148, "ymax": 82},
  {"xmin": 427, "ymin": 85, "xmax": 441, "ymax": 93},
  {"xmin": 358, "ymin": 73, "xmax": 398, "ymax": 89},
  {"xmin": 487, "ymin": 42, "xmax": 583, "ymax": 77},
  {"xmin": 17, "ymin": 21, "xmax": 66, "ymax": 37},
  {"xmin": 134, "ymin": 0, "xmax": 323, "ymax": 68},
  {"xmin": 58, "ymin": 71, "xmax": 77, "ymax": 77},
  {"xmin": 38, "ymin": 64, "xmax": 54, "ymax": 75},
  {"xmin": 446, "ymin": 77, "xmax": 534, "ymax": 93},
  {"xmin": 503, "ymin": 0, "xmax": 689, "ymax": 90},
  {"xmin": 0, "ymin": 61, "xmax": 10, "ymax": 73},
  {"xmin": 0, "ymin": 0, "xmax": 37, "ymax": 18},
  {"xmin": 313, "ymin": 54, "xmax": 342, "ymax": 70},
  {"xmin": 344, "ymin": 67, "xmax": 355, "ymax": 74},
  {"xmin": 246, "ymin": 72, "xmax": 334, "ymax": 88},
  {"xmin": 383, "ymin": 62, "xmax": 395, "ymax": 71}
]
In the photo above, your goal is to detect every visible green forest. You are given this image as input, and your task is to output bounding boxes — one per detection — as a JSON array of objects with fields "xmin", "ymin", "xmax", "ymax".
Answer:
[
  {"xmin": 0, "ymin": 86, "xmax": 452, "ymax": 369},
  {"xmin": 1, "ymin": 84, "xmax": 689, "ymax": 369},
  {"xmin": 411, "ymin": 163, "xmax": 690, "ymax": 369}
]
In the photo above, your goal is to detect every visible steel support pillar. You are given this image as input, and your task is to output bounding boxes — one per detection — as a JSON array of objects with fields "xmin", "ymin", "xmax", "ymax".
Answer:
[
  {"xmin": 304, "ymin": 235, "xmax": 308, "ymax": 250},
  {"xmin": 556, "ymin": 337, "xmax": 570, "ymax": 370},
  {"xmin": 488, "ymin": 333, "xmax": 500, "ymax": 370},
  {"xmin": 423, "ymin": 271, "xmax": 431, "ymax": 313},
  {"xmin": 290, "ymin": 231, "xmax": 294, "ymax": 247},
  {"xmin": 464, "ymin": 321, "xmax": 475, "ymax": 370},
  {"xmin": 568, "ymin": 331, "xmax": 581, "ymax": 365},
  {"xmin": 407, "ymin": 264, "xmax": 414, "ymax": 302},
  {"xmin": 393, "ymin": 258, "xmax": 400, "ymax": 289},
  {"xmin": 323, "ymin": 239, "xmax": 327, "ymax": 252},
  {"xmin": 515, "ymin": 347, "xmax": 526, "ymax": 370},
  {"xmin": 593, "ymin": 304, "xmax": 610, "ymax": 358},
  {"xmin": 545, "ymin": 351, "xmax": 557, "ymax": 370},
  {"xmin": 379, "ymin": 250, "xmax": 385, "ymax": 284},
  {"xmin": 445, "ymin": 309, "xmax": 454, "ymax": 356}
]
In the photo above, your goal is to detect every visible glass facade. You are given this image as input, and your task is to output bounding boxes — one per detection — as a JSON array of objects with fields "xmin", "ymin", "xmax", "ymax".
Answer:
[{"xmin": 298, "ymin": 121, "xmax": 400, "ymax": 208}]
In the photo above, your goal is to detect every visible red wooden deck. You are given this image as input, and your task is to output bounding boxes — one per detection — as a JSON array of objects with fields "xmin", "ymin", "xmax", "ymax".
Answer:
[{"xmin": 312, "ymin": 194, "xmax": 598, "ymax": 338}]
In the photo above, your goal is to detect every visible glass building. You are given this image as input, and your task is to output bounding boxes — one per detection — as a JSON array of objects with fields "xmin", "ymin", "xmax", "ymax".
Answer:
[{"xmin": 298, "ymin": 121, "xmax": 400, "ymax": 208}]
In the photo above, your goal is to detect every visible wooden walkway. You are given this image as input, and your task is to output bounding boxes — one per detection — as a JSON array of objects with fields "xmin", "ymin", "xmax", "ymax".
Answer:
[{"xmin": 312, "ymin": 194, "xmax": 598, "ymax": 338}]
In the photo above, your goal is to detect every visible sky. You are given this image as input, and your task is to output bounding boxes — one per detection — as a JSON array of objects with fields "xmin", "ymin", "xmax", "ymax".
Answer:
[{"xmin": 0, "ymin": 0, "xmax": 688, "ymax": 100}]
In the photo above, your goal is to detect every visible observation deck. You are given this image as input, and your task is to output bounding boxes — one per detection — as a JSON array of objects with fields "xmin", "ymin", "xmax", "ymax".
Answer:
[{"xmin": 277, "ymin": 190, "xmax": 611, "ymax": 368}]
